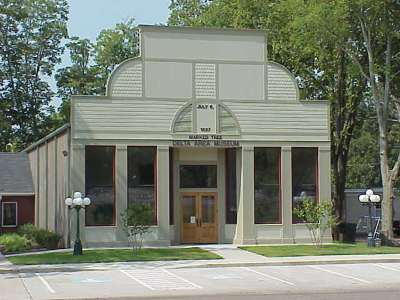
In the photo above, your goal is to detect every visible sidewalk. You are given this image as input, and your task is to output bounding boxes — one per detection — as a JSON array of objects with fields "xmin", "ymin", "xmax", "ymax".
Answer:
[{"xmin": 2, "ymin": 245, "xmax": 400, "ymax": 273}]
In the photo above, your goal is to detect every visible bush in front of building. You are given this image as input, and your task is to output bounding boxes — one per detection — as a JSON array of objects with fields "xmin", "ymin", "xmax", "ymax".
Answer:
[
  {"xmin": 17, "ymin": 223, "xmax": 37, "ymax": 241},
  {"xmin": 121, "ymin": 203, "xmax": 153, "ymax": 255},
  {"xmin": 33, "ymin": 229, "xmax": 62, "ymax": 250},
  {"xmin": 0, "ymin": 234, "xmax": 32, "ymax": 254},
  {"xmin": 17, "ymin": 223, "xmax": 61, "ymax": 250},
  {"xmin": 294, "ymin": 199, "xmax": 338, "ymax": 247}
]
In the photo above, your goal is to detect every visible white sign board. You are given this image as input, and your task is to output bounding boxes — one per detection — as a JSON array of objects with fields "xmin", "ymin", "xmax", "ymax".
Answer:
[{"xmin": 196, "ymin": 103, "xmax": 217, "ymax": 134}]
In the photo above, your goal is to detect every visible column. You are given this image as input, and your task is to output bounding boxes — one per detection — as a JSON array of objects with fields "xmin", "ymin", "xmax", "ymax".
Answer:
[
  {"xmin": 115, "ymin": 145, "xmax": 128, "ymax": 241},
  {"xmin": 233, "ymin": 145, "xmax": 256, "ymax": 245},
  {"xmin": 281, "ymin": 146, "xmax": 294, "ymax": 241},
  {"xmin": 157, "ymin": 146, "xmax": 171, "ymax": 245},
  {"xmin": 319, "ymin": 145, "xmax": 332, "ymax": 242}
]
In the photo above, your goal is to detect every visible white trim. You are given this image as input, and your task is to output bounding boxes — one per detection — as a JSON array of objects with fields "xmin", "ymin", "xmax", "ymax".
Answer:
[
  {"xmin": 0, "ymin": 193, "xmax": 34, "ymax": 196},
  {"xmin": 2, "ymin": 201, "xmax": 18, "ymax": 227}
]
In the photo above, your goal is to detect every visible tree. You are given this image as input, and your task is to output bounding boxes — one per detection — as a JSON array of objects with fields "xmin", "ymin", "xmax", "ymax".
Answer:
[
  {"xmin": 0, "ymin": 0, "xmax": 68, "ymax": 150},
  {"xmin": 345, "ymin": 0, "xmax": 400, "ymax": 241},
  {"xmin": 55, "ymin": 18, "xmax": 139, "ymax": 122},
  {"xmin": 294, "ymin": 198, "xmax": 338, "ymax": 247},
  {"xmin": 55, "ymin": 37, "xmax": 101, "ymax": 122},
  {"xmin": 94, "ymin": 18, "xmax": 139, "ymax": 94}
]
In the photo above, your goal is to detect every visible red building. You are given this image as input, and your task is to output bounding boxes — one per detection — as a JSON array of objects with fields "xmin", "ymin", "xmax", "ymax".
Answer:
[{"xmin": 0, "ymin": 153, "xmax": 35, "ymax": 233}]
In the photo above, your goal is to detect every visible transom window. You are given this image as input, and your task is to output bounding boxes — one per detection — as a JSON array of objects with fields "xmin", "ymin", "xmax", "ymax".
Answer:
[{"xmin": 180, "ymin": 165, "xmax": 217, "ymax": 188}]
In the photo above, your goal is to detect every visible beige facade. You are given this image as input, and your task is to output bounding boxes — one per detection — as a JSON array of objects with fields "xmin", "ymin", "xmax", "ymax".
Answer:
[{"xmin": 26, "ymin": 26, "xmax": 331, "ymax": 247}]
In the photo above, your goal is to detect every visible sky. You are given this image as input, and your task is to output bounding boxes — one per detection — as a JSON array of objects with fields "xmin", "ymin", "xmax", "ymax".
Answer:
[
  {"xmin": 50, "ymin": 0, "xmax": 171, "ymax": 105},
  {"xmin": 67, "ymin": 0, "xmax": 170, "ymax": 41}
]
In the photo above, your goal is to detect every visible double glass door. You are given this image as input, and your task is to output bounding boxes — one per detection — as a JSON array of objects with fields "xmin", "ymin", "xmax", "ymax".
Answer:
[{"xmin": 181, "ymin": 192, "xmax": 218, "ymax": 244}]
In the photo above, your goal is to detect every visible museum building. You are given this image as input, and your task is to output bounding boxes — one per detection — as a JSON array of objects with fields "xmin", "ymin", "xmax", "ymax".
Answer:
[{"xmin": 24, "ymin": 25, "xmax": 331, "ymax": 247}]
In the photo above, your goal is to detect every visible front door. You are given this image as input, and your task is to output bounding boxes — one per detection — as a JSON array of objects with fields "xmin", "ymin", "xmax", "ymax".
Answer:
[{"xmin": 181, "ymin": 192, "xmax": 218, "ymax": 244}]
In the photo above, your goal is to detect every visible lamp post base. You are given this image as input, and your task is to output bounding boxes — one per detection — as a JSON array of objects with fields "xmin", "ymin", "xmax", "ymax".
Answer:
[
  {"xmin": 367, "ymin": 233, "xmax": 375, "ymax": 247},
  {"xmin": 73, "ymin": 240, "xmax": 83, "ymax": 255}
]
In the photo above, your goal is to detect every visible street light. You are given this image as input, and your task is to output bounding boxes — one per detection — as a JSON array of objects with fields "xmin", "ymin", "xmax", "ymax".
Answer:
[
  {"xmin": 359, "ymin": 189, "xmax": 381, "ymax": 247},
  {"xmin": 65, "ymin": 192, "xmax": 91, "ymax": 255}
]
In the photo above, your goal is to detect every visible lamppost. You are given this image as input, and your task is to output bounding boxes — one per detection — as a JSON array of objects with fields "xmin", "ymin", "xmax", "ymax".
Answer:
[
  {"xmin": 359, "ymin": 189, "xmax": 381, "ymax": 247},
  {"xmin": 65, "ymin": 192, "xmax": 90, "ymax": 255}
]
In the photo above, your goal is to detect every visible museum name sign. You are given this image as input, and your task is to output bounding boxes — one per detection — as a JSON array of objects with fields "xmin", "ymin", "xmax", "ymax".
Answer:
[{"xmin": 172, "ymin": 134, "xmax": 240, "ymax": 147}]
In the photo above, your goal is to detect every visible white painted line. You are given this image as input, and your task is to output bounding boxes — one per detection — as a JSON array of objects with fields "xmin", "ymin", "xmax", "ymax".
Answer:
[
  {"xmin": 374, "ymin": 263, "xmax": 400, "ymax": 273},
  {"xmin": 35, "ymin": 273, "xmax": 55, "ymax": 294},
  {"xmin": 162, "ymin": 269, "xmax": 202, "ymax": 289},
  {"xmin": 120, "ymin": 270, "xmax": 155, "ymax": 290},
  {"xmin": 242, "ymin": 267, "xmax": 296, "ymax": 286},
  {"xmin": 310, "ymin": 266, "xmax": 371, "ymax": 284}
]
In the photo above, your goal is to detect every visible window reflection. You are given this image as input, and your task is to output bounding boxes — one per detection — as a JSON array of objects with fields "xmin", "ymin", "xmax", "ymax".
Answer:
[
  {"xmin": 292, "ymin": 148, "xmax": 318, "ymax": 223},
  {"xmin": 254, "ymin": 148, "xmax": 281, "ymax": 224},
  {"xmin": 85, "ymin": 146, "xmax": 115, "ymax": 226},
  {"xmin": 127, "ymin": 147, "xmax": 156, "ymax": 224}
]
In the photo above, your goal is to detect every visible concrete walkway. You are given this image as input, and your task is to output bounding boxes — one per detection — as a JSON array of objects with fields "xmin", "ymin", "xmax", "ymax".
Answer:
[{"xmin": 3, "ymin": 244, "xmax": 400, "ymax": 273}]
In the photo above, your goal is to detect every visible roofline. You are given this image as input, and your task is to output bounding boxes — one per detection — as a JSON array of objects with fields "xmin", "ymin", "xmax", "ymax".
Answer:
[
  {"xmin": 24, "ymin": 124, "xmax": 70, "ymax": 153},
  {"xmin": 138, "ymin": 24, "xmax": 266, "ymax": 36},
  {"xmin": 0, "ymin": 193, "xmax": 35, "ymax": 197}
]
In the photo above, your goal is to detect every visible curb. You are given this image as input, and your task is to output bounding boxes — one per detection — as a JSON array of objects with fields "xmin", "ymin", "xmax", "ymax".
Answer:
[
  {"xmin": 2, "ymin": 257, "xmax": 400, "ymax": 273},
  {"xmin": 175, "ymin": 258, "xmax": 400, "ymax": 269}
]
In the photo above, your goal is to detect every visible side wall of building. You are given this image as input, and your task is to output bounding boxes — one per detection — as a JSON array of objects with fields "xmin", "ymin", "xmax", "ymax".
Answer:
[{"xmin": 26, "ymin": 128, "xmax": 71, "ymax": 242}]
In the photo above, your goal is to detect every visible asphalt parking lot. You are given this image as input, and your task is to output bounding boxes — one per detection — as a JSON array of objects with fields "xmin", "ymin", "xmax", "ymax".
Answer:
[{"xmin": 2, "ymin": 262, "xmax": 400, "ymax": 300}]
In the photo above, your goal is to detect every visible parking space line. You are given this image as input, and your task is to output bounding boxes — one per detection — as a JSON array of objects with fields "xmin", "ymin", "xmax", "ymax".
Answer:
[
  {"xmin": 310, "ymin": 266, "xmax": 371, "ymax": 284},
  {"xmin": 120, "ymin": 270, "xmax": 155, "ymax": 290},
  {"xmin": 242, "ymin": 267, "xmax": 296, "ymax": 286},
  {"xmin": 374, "ymin": 263, "xmax": 400, "ymax": 273},
  {"xmin": 162, "ymin": 269, "xmax": 202, "ymax": 289},
  {"xmin": 35, "ymin": 273, "xmax": 55, "ymax": 294}
]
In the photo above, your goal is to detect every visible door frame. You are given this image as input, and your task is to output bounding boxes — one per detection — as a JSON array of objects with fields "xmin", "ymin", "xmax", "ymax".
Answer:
[{"xmin": 180, "ymin": 191, "xmax": 218, "ymax": 244}]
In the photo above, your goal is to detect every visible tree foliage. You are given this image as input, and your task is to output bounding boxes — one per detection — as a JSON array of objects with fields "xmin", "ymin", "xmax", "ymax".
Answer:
[
  {"xmin": 0, "ymin": 0, "xmax": 68, "ymax": 150},
  {"xmin": 55, "ymin": 18, "xmax": 139, "ymax": 122}
]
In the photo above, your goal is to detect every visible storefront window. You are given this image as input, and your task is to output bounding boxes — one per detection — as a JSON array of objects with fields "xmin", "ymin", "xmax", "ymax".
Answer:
[
  {"xmin": 254, "ymin": 148, "xmax": 281, "ymax": 224},
  {"xmin": 292, "ymin": 147, "xmax": 318, "ymax": 223},
  {"xmin": 127, "ymin": 147, "xmax": 156, "ymax": 224},
  {"xmin": 180, "ymin": 165, "xmax": 217, "ymax": 188},
  {"xmin": 2, "ymin": 202, "xmax": 17, "ymax": 226},
  {"xmin": 226, "ymin": 148, "xmax": 237, "ymax": 224},
  {"xmin": 85, "ymin": 146, "xmax": 115, "ymax": 226}
]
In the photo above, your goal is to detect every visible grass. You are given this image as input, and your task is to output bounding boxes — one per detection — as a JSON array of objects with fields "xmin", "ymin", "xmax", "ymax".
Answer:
[
  {"xmin": 241, "ymin": 243, "xmax": 400, "ymax": 257},
  {"xmin": 8, "ymin": 247, "xmax": 221, "ymax": 265}
]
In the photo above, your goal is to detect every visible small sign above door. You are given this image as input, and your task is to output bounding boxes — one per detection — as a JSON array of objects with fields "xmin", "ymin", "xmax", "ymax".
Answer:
[{"xmin": 196, "ymin": 103, "xmax": 217, "ymax": 134}]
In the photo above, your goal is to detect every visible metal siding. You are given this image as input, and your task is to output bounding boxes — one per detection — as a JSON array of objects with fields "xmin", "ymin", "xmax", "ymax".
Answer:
[
  {"xmin": 38, "ymin": 145, "xmax": 47, "ymax": 229},
  {"xmin": 47, "ymin": 139, "xmax": 56, "ymax": 231},
  {"xmin": 195, "ymin": 64, "xmax": 216, "ymax": 99},
  {"xmin": 110, "ymin": 61, "xmax": 142, "ymax": 98},
  {"xmin": 56, "ymin": 132, "xmax": 68, "ymax": 236},
  {"xmin": 267, "ymin": 63, "xmax": 298, "ymax": 102},
  {"xmin": 174, "ymin": 104, "xmax": 193, "ymax": 133},
  {"xmin": 73, "ymin": 98, "xmax": 182, "ymax": 139},
  {"xmin": 225, "ymin": 101, "xmax": 329, "ymax": 141}
]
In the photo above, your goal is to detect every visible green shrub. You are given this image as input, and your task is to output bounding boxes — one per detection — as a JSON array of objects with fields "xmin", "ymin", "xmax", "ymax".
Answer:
[
  {"xmin": 0, "ymin": 234, "xmax": 31, "ymax": 254},
  {"xmin": 17, "ymin": 223, "xmax": 37, "ymax": 241},
  {"xmin": 33, "ymin": 229, "xmax": 61, "ymax": 250},
  {"xmin": 17, "ymin": 224, "xmax": 61, "ymax": 250}
]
